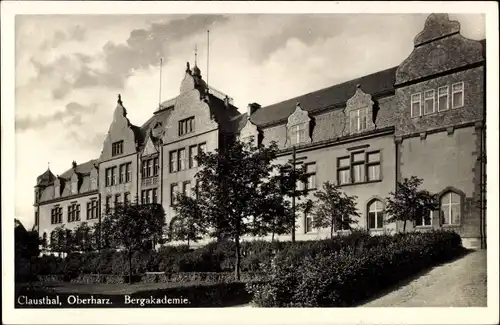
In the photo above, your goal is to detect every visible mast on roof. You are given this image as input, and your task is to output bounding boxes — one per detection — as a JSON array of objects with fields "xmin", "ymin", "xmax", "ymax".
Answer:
[
  {"xmin": 206, "ymin": 29, "xmax": 210, "ymax": 96},
  {"xmin": 158, "ymin": 57, "xmax": 163, "ymax": 110}
]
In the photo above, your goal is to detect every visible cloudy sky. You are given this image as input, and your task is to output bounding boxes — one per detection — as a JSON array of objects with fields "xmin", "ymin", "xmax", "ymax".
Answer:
[{"xmin": 14, "ymin": 13, "xmax": 485, "ymax": 228}]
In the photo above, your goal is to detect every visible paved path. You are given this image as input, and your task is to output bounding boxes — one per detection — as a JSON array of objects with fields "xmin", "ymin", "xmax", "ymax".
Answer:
[{"xmin": 363, "ymin": 250, "xmax": 487, "ymax": 307}]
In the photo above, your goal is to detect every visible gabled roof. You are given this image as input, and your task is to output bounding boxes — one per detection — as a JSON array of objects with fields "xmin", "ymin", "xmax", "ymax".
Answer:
[
  {"xmin": 36, "ymin": 169, "xmax": 56, "ymax": 187},
  {"xmin": 250, "ymin": 66, "xmax": 398, "ymax": 127},
  {"xmin": 59, "ymin": 159, "xmax": 98, "ymax": 179}
]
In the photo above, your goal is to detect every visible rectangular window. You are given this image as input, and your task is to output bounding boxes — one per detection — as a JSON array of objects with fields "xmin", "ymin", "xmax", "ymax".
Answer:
[
  {"xmin": 152, "ymin": 188, "xmax": 158, "ymax": 204},
  {"xmin": 452, "ymin": 82, "xmax": 464, "ymax": 109},
  {"xmin": 337, "ymin": 150, "xmax": 381, "ymax": 185},
  {"xmin": 350, "ymin": 108, "xmax": 368, "ymax": 133},
  {"xmin": 416, "ymin": 211, "xmax": 433, "ymax": 227},
  {"xmin": 105, "ymin": 196, "xmax": 111, "ymax": 213},
  {"xmin": 179, "ymin": 117, "xmax": 195, "ymax": 136},
  {"xmin": 68, "ymin": 203, "xmax": 80, "ymax": 222},
  {"xmin": 112, "ymin": 141, "xmax": 124, "ymax": 156},
  {"xmin": 352, "ymin": 164, "xmax": 364, "ymax": 183},
  {"xmin": 170, "ymin": 151, "xmax": 178, "ymax": 173},
  {"xmin": 171, "ymin": 183, "xmax": 179, "ymax": 206},
  {"xmin": 146, "ymin": 159, "xmax": 152, "ymax": 177},
  {"xmin": 87, "ymin": 200, "xmax": 99, "ymax": 220},
  {"xmin": 304, "ymin": 163, "xmax": 316, "ymax": 191},
  {"xmin": 105, "ymin": 168, "xmax": 111, "ymax": 187},
  {"xmin": 141, "ymin": 190, "xmax": 146, "ymax": 205},
  {"xmin": 367, "ymin": 151, "xmax": 381, "ymax": 181},
  {"xmin": 119, "ymin": 164, "xmax": 126, "ymax": 183},
  {"xmin": 126, "ymin": 162, "xmax": 132, "ymax": 182},
  {"xmin": 114, "ymin": 194, "xmax": 121, "ymax": 208},
  {"xmin": 178, "ymin": 148, "xmax": 186, "ymax": 171},
  {"xmin": 411, "ymin": 93, "xmax": 421, "ymax": 117},
  {"xmin": 198, "ymin": 143, "xmax": 206, "ymax": 156},
  {"xmin": 189, "ymin": 145, "xmax": 198, "ymax": 168},
  {"xmin": 153, "ymin": 157, "xmax": 159, "ymax": 176},
  {"xmin": 305, "ymin": 214, "xmax": 313, "ymax": 233},
  {"xmin": 423, "ymin": 89, "xmax": 435, "ymax": 115},
  {"xmin": 183, "ymin": 181, "xmax": 191, "ymax": 197},
  {"xmin": 337, "ymin": 157, "xmax": 350, "ymax": 185},
  {"xmin": 438, "ymin": 86, "xmax": 449, "ymax": 111},
  {"xmin": 124, "ymin": 192, "xmax": 131, "ymax": 206},
  {"xmin": 35, "ymin": 211, "xmax": 39, "ymax": 226},
  {"xmin": 111, "ymin": 167, "xmax": 117, "ymax": 185},
  {"xmin": 51, "ymin": 207, "xmax": 62, "ymax": 224}
]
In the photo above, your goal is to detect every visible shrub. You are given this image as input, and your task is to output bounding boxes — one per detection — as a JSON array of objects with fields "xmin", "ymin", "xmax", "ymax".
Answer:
[{"xmin": 249, "ymin": 230, "xmax": 464, "ymax": 307}]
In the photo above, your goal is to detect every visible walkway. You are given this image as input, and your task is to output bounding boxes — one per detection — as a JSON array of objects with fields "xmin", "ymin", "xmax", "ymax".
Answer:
[{"xmin": 362, "ymin": 249, "xmax": 487, "ymax": 307}]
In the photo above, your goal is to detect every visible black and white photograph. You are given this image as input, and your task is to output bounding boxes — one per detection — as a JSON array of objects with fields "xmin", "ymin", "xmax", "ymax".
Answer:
[{"xmin": 2, "ymin": 1, "xmax": 498, "ymax": 325}]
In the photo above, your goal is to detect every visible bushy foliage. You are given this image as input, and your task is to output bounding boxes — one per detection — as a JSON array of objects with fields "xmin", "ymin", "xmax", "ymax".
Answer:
[{"xmin": 246, "ymin": 230, "xmax": 464, "ymax": 307}]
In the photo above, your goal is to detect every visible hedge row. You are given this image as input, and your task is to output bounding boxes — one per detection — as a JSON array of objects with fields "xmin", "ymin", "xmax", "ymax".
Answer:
[
  {"xmin": 246, "ymin": 230, "xmax": 465, "ymax": 307},
  {"xmin": 33, "ymin": 272, "xmax": 266, "ymax": 284},
  {"xmin": 29, "ymin": 230, "xmax": 373, "ymax": 277}
]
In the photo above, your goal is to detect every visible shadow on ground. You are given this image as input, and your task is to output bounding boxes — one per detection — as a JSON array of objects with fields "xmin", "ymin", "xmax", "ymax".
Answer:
[{"xmin": 355, "ymin": 248, "xmax": 473, "ymax": 306}]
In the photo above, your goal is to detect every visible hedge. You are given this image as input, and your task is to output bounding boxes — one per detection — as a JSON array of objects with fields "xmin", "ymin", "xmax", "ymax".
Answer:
[{"xmin": 246, "ymin": 229, "xmax": 465, "ymax": 307}]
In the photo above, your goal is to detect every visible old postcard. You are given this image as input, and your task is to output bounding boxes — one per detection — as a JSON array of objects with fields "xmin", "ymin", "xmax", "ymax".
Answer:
[{"xmin": 1, "ymin": 1, "xmax": 499, "ymax": 324}]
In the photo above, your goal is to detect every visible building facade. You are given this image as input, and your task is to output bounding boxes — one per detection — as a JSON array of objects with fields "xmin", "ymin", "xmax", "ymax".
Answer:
[{"xmin": 34, "ymin": 14, "xmax": 486, "ymax": 249}]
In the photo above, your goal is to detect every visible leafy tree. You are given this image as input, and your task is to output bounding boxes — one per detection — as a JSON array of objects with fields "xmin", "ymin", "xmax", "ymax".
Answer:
[
  {"xmin": 311, "ymin": 181, "xmax": 361, "ymax": 238},
  {"xmin": 385, "ymin": 176, "xmax": 439, "ymax": 232},
  {"xmin": 15, "ymin": 220, "xmax": 41, "ymax": 286},
  {"xmin": 49, "ymin": 225, "xmax": 71, "ymax": 255},
  {"xmin": 171, "ymin": 194, "xmax": 206, "ymax": 248},
  {"xmin": 73, "ymin": 222, "xmax": 93, "ymax": 252},
  {"xmin": 102, "ymin": 203, "xmax": 165, "ymax": 283},
  {"xmin": 186, "ymin": 139, "xmax": 294, "ymax": 280}
]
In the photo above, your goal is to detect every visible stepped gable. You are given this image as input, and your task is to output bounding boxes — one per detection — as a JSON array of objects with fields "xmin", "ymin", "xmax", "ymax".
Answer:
[{"xmin": 250, "ymin": 66, "xmax": 398, "ymax": 127}]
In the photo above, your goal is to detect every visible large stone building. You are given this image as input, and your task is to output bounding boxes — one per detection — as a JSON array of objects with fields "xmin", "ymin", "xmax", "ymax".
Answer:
[{"xmin": 34, "ymin": 14, "xmax": 486, "ymax": 249}]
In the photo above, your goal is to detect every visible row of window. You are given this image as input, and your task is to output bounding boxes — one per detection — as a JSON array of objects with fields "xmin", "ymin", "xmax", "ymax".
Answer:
[
  {"xmin": 50, "ymin": 200, "xmax": 99, "ymax": 224},
  {"xmin": 304, "ymin": 191, "xmax": 462, "ymax": 233},
  {"xmin": 111, "ymin": 140, "xmax": 124, "ymax": 156},
  {"xmin": 337, "ymin": 150, "xmax": 381, "ymax": 185},
  {"xmin": 170, "ymin": 181, "xmax": 193, "ymax": 205},
  {"xmin": 105, "ymin": 162, "xmax": 132, "ymax": 187},
  {"xmin": 142, "ymin": 156, "xmax": 160, "ymax": 178},
  {"xmin": 105, "ymin": 192, "xmax": 132, "ymax": 212},
  {"xmin": 411, "ymin": 82, "xmax": 464, "ymax": 118},
  {"xmin": 169, "ymin": 142, "xmax": 206, "ymax": 173},
  {"xmin": 179, "ymin": 116, "xmax": 195, "ymax": 136}
]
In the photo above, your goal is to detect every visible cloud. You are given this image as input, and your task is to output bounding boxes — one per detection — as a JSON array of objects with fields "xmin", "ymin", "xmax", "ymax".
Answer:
[
  {"xmin": 15, "ymin": 102, "xmax": 98, "ymax": 131},
  {"xmin": 39, "ymin": 25, "xmax": 87, "ymax": 51},
  {"xmin": 28, "ymin": 14, "xmax": 229, "ymax": 101}
]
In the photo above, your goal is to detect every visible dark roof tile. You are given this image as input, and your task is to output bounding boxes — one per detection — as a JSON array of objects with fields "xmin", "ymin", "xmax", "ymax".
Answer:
[{"xmin": 250, "ymin": 66, "xmax": 398, "ymax": 126}]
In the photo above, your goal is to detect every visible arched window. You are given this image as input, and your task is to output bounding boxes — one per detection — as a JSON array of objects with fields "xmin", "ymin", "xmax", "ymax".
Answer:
[
  {"xmin": 440, "ymin": 191, "xmax": 461, "ymax": 225},
  {"xmin": 368, "ymin": 200, "xmax": 384, "ymax": 230}
]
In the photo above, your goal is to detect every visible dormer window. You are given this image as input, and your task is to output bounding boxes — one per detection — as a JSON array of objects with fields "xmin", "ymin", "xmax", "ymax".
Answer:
[
  {"xmin": 290, "ymin": 123, "xmax": 306, "ymax": 145},
  {"xmin": 452, "ymin": 82, "xmax": 464, "ymax": 109},
  {"xmin": 350, "ymin": 108, "xmax": 368, "ymax": 133},
  {"xmin": 423, "ymin": 89, "xmax": 435, "ymax": 115},
  {"xmin": 112, "ymin": 141, "xmax": 123, "ymax": 156},
  {"xmin": 179, "ymin": 117, "xmax": 195, "ymax": 136}
]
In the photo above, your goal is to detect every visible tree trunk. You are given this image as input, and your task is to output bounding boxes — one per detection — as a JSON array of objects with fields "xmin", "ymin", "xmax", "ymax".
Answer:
[
  {"xmin": 271, "ymin": 232, "xmax": 275, "ymax": 242},
  {"xmin": 403, "ymin": 220, "xmax": 407, "ymax": 233},
  {"xmin": 128, "ymin": 250, "xmax": 132, "ymax": 284},
  {"xmin": 234, "ymin": 236, "xmax": 241, "ymax": 281},
  {"xmin": 330, "ymin": 218, "xmax": 334, "ymax": 239},
  {"xmin": 187, "ymin": 237, "xmax": 190, "ymax": 249}
]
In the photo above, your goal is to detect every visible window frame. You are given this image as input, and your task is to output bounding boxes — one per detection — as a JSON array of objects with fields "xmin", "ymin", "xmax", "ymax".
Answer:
[
  {"xmin": 68, "ymin": 202, "xmax": 81, "ymax": 223},
  {"xmin": 437, "ymin": 85, "xmax": 449, "ymax": 112},
  {"xmin": 411, "ymin": 92, "xmax": 422, "ymax": 117},
  {"xmin": 415, "ymin": 211, "xmax": 433, "ymax": 227},
  {"xmin": 451, "ymin": 82, "xmax": 464, "ymax": 109},
  {"xmin": 350, "ymin": 107, "xmax": 368, "ymax": 133},
  {"xmin": 337, "ymin": 150, "xmax": 381, "ymax": 186},
  {"xmin": 423, "ymin": 89, "xmax": 436, "ymax": 115},
  {"xmin": 178, "ymin": 116, "xmax": 195, "ymax": 136},
  {"xmin": 303, "ymin": 162, "xmax": 317, "ymax": 191},
  {"xmin": 111, "ymin": 140, "xmax": 124, "ymax": 156},
  {"xmin": 169, "ymin": 151, "xmax": 178, "ymax": 173},
  {"xmin": 440, "ymin": 191, "xmax": 461, "ymax": 226},
  {"xmin": 86, "ymin": 200, "xmax": 99, "ymax": 220},
  {"xmin": 367, "ymin": 199, "xmax": 384, "ymax": 230},
  {"xmin": 51, "ymin": 206, "xmax": 63, "ymax": 224},
  {"xmin": 170, "ymin": 183, "xmax": 179, "ymax": 206}
]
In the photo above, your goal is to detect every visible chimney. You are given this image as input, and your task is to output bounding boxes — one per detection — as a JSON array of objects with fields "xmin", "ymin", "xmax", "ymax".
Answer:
[
  {"xmin": 224, "ymin": 95, "xmax": 230, "ymax": 108},
  {"xmin": 247, "ymin": 102, "xmax": 261, "ymax": 116},
  {"xmin": 72, "ymin": 161, "xmax": 77, "ymax": 169}
]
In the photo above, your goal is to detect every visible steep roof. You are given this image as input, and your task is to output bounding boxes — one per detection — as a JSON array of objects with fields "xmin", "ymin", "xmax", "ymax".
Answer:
[
  {"xmin": 36, "ymin": 169, "xmax": 56, "ymax": 187},
  {"xmin": 59, "ymin": 159, "xmax": 98, "ymax": 179},
  {"xmin": 250, "ymin": 66, "xmax": 398, "ymax": 127}
]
